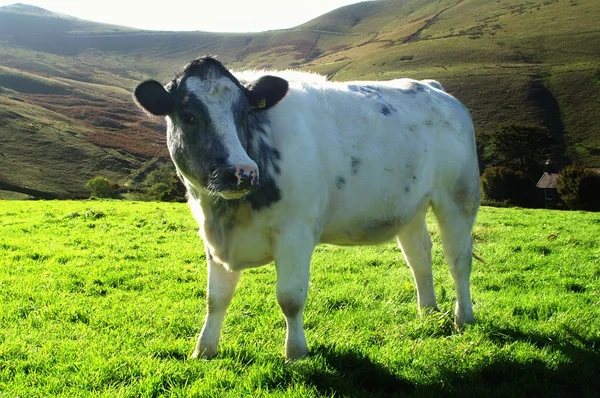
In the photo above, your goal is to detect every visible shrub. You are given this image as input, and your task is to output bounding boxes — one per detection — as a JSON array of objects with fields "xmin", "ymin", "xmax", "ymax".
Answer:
[
  {"xmin": 481, "ymin": 166, "xmax": 537, "ymax": 207},
  {"xmin": 85, "ymin": 176, "xmax": 120, "ymax": 199},
  {"xmin": 142, "ymin": 164, "xmax": 186, "ymax": 202},
  {"xmin": 556, "ymin": 165, "xmax": 600, "ymax": 211}
]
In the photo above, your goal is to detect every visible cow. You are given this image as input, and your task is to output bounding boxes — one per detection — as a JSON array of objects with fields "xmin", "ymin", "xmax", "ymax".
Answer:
[{"xmin": 133, "ymin": 56, "xmax": 480, "ymax": 359}]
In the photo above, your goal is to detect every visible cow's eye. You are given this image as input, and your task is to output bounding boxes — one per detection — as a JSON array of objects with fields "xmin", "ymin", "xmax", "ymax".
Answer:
[{"xmin": 181, "ymin": 113, "xmax": 196, "ymax": 124}]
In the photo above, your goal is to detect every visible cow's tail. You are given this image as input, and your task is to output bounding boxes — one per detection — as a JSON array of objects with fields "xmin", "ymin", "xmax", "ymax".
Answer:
[{"xmin": 472, "ymin": 252, "xmax": 487, "ymax": 264}]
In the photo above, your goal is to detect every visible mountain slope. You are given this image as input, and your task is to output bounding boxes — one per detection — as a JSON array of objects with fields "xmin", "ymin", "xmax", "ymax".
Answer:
[{"xmin": 0, "ymin": 0, "xmax": 599, "ymax": 199}]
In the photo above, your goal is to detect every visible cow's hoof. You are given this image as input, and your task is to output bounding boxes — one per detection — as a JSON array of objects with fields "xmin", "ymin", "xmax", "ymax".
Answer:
[
  {"xmin": 455, "ymin": 313, "xmax": 474, "ymax": 331},
  {"xmin": 285, "ymin": 345, "xmax": 309, "ymax": 360},
  {"xmin": 191, "ymin": 347, "xmax": 217, "ymax": 359}
]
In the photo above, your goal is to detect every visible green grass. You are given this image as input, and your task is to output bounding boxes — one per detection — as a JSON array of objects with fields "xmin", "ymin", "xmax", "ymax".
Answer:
[{"xmin": 1, "ymin": 200, "xmax": 599, "ymax": 397}]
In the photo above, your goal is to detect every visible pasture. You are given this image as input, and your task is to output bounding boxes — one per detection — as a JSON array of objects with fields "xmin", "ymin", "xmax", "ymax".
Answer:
[{"xmin": 1, "ymin": 200, "xmax": 599, "ymax": 397}]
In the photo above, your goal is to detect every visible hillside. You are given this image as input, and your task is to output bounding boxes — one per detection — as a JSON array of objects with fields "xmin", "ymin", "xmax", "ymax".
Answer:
[{"xmin": 1, "ymin": 0, "xmax": 599, "ymax": 198}]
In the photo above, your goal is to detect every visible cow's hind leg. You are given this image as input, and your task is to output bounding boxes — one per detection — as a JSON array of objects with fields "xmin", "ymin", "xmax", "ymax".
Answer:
[
  {"xmin": 192, "ymin": 251, "xmax": 240, "ymax": 358},
  {"xmin": 397, "ymin": 209, "xmax": 438, "ymax": 314},
  {"xmin": 432, "ymin": 193, "xmax": 479, "ymax": 329}
]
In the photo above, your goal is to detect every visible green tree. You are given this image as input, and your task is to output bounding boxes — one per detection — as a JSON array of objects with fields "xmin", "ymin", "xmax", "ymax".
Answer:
[
  {"xmin": 480, "ymin": 166, "xmax": 538, "ymax": 207},
  {"xmin": 143, "ymin": 164, "xmax": 186, "ymax": 202},
  {"xmin": 85, "ymin": 176, "xmax": 120, "ymax": 199},
  {"xmin": 556, "ymin": 165, "xmax": 600, "ymax": 211},
  {"xmin": 485, "ymin": 124, "xmax": 553, "ymax": 176}
]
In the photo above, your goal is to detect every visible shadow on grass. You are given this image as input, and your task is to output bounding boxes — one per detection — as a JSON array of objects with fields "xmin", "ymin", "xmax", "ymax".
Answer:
[
  {"xmin": 471, "ymin": 326, "xmax": 600, "ymax": 397},
  {"xmin": 166, "ymin": 327, "xmax": 599, "ymax": 397},
  {"xmin": 303, "ymin": 345, "xmax": 415, "ymax": 397},
  {"xmin": 292, "ymin": 327, "xmax": 600, "ymax": 397}
]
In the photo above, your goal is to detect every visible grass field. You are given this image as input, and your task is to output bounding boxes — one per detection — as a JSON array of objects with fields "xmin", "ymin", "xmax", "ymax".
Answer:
[{"xmin": 1, "ymin": 200, "xmax": 599, "ymax": 397}]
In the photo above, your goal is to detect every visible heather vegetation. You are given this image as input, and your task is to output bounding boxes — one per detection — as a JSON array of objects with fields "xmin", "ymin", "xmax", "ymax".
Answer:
[{"xmin": 1, "ymin": 0, "xmax": 599, "ymax": 200}]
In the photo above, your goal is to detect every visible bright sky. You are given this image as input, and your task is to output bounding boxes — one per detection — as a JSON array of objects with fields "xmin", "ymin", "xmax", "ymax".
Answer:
[{"xmin": 0, "ymin": 0, "xmax": 371, "ymax": 32}]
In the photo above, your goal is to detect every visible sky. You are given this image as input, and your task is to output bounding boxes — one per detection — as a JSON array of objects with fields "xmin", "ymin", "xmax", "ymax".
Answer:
[{"xmin": 0, "ymin": 0, "xmax": 371, "ymax": 32}]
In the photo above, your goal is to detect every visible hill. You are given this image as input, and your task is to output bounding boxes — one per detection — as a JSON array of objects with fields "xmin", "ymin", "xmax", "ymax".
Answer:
[{"xmin": 1, "ymin": 0, "xmax": 599, "ymax": 198}]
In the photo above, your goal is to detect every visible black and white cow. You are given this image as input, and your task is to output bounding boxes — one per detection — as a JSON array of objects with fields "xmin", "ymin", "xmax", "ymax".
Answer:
[{"xmin": 134, "ymin": 56, "xmax": 480, "ymax": 359}]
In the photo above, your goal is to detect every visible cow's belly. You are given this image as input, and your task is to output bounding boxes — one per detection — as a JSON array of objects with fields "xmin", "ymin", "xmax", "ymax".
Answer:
[
  {"xmin": 320, "ymin": 207, "xmax": 411, "ymax": 246},
  {"xmin": 319, "ymin": 185, "xmax": 433, "ymax": 246},
  {"xmin": 320, "ymin": 222, "xmax": 401, "ymax": 246}
]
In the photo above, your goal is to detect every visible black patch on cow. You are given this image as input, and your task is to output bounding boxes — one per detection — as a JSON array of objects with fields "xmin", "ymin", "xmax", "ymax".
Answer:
[
  {"xmin": 336, "ymin": 176, "xmax": 346, "ymax": 189},
  {"xmin": 404, "ymin": 185, "xmax": 411, "ymax": 193},
  {"xmin": 350, "ymin": 156, "xmax": 361, "ymax": 175},
  {"xmin": 246, "ymin": 179, "xmax": 281, "ymax": 211},
  {"xmin": 349, "ymin": 85, "xmax": 381, "ymax": 99},
  {"xmin": 243, "ymin": 112, "xmax": 282, "ymax": 211},
  {"xmin": 381, "ymin": 105, "xmax": 396, "ymax": 116},
  {"xmin": 398, "ymin": 82, "xmax": 427, "ymax": 96},
  {"xmin": 411, "ymin": 82, "xmax": 426, "ymax": 91},
  {"xmin": 349, "ymin": 84, "xmax": 398, "ymax": 117}
]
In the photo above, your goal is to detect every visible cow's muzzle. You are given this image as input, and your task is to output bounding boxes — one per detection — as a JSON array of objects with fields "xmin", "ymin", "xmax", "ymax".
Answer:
[
  {"xmin": 209, "ymin": 163, "xmax": 259, "ymax": 199},
  {"xmin": 233, "ymin": 164, "xmax": 259, "ymax": 190}
]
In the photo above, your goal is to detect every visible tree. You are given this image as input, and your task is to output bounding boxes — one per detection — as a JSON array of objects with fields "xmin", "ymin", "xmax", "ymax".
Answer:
[
  {"xmin": 85, "ymin": 176, "xmax": 120, "ymax": 199},
  {"xmin": 143, "ymin": 163, "xmax": 186, "ymax": 202},
  {"xmin": 480, "ymin": 166, "xmax": 538, "ymax": 207},
  {"xmin": 556, "ymin": 165, "xmax": 600, "ymax": 211},
  {"xmin": 485, "ymin": 124, "xmax": 553, "ymax": 176}
]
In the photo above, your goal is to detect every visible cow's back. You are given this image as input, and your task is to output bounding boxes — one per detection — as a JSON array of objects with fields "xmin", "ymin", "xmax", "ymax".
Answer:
[{"xmin": 266, "ymin": 78, "xmax": 478, "ymax": 245}]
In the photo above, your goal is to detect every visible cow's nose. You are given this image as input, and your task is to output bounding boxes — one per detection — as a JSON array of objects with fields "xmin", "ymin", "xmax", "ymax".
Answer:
[{"xmin": 234, "ymin": 164, "xmax": 259, "ymax": 189}]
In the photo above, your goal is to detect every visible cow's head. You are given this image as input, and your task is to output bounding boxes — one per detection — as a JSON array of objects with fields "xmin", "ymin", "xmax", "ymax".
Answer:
[{"xmin": 134, "ymin": 57, "xmax": 288, "ymax": 199}]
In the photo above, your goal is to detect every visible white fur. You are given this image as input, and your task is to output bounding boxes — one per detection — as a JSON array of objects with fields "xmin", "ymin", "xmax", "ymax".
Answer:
[
  {"xmin": 234, "ymin": 69, "xmax": 328, "ymax": 85},
  {"xmin": 421, "ymin": 79, "xmax": 445, "ymax": 91},
  {"xmin": 187, "ymin": 71, "xmax": 480, "ymax": 360},
  {"xmin": 185, "ymin": 76, "xmax": 258, "ymax": 170}
]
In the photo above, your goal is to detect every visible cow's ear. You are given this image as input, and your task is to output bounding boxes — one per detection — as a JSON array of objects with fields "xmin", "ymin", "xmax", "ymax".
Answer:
[
  {"xmin": 134, "ymin": 80, "xmax": 173, "ymax": 116},
  {"xmin": 245, "ymin": 76, "xmax": 289, "ymax": 112}
]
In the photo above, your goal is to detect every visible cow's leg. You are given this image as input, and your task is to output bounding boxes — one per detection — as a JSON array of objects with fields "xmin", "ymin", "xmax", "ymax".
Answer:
[
  {"xmin": 432, "ymin": 197, "xmax": 478, "ymax": 329},
  {"xmin": 192, "ymin": 251, "xmax": 240, "ymax": 358},
  {"xmin": 273, "ymin": 223, "xmax": 315, "ymax": 359},
  {"xmin": 396, "ymin": 209, "xmax": 438, "ymax": 313}
]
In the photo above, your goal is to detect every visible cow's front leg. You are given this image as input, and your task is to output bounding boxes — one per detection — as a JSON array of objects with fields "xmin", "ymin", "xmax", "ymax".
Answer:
[
  {"xmin": 274, "ymin": 223, "xmax": 315, "ymax": 359},
  {"xmin": 192, "ymin": 251, "xmax": 240, "ymax": 359}
]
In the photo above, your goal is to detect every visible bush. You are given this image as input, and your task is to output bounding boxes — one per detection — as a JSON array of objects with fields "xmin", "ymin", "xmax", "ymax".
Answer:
[
  {"xmin": 556, "ymin": 165, "xmax": 600, "ymax": 211},
  {"xmin": 85, "ymin": 176, "xmax": 121, "ymax": 199},
  {"xmin": 142, "ymin": 164, "xmax": 186, "ymax": 202},
  {"xmin": 481, "ymin": 166, "xmax": 538, "ymax": 207}
]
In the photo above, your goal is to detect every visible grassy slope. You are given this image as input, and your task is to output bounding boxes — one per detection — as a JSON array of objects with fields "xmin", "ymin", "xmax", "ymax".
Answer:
[
  {"xmin": 0, "ymin": 66, "xmax": 168, "ymax": 198},
  {"xmin": 0, "ymin": 0, "xmax": 599, "ymax": 198},
  {"xmin": 303, "ymin": 0, "xmax": 600, "ymax": 166},
  {"xmin": 0, "ymin": 201, "xmax": 598, "ymax": 396}
]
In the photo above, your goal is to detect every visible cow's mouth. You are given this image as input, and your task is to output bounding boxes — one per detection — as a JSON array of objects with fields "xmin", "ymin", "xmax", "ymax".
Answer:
[{"xmin": 218, "ymin": 190, "xmax": 251, "ymax": 200}]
